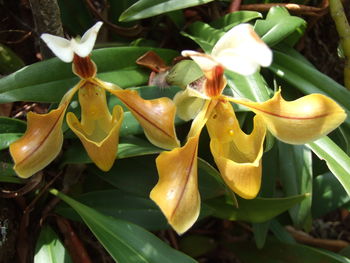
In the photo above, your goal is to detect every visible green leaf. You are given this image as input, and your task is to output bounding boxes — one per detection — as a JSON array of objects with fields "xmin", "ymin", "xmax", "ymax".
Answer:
[
  {"xmin": 269, "ymin": 50, "xmax": 350, "ymax": 114},
  {"xmin": 62, "ymin": 136, "xmax": 162, "ymax": 165},
  {"xmin": 0, "ymin": 133, "xmax": 22, "ymax": 150},
  {"xmin": 93, "ymin": 155, "xmax": 224, "ymax": 201},
  {"xmin": 34, "ymin": 225, "xmax": 73, "ymax": 263},
  {"xmin": 0, "ymin": 117, "xmax": 27, "ymax": 149},
  {"xmin": 50, "ymin": 189, "xmax": 196, "ymax": 263},
  {"xmin": 270, "ymin": 220, "xmax": 295, "ymax": 244},
  {"xmin": 225, "ymin": 70, "xmax": 271, "ymax": 102},
  {"xmin": 254, "ymin": 6, "xmax": 306, "ymax": 47},
  {"xmin": 205, "ymin": 194, "xmax": 307, "ymax": 223},
  {"xmin": 0, "ymin": 44, "xmax": 25, "ymax": 74},
  {"xmin": 229, "ymin": 238, "xmax": 350, "ymax": 263},
  {"xmin": 181, "ymin": 22, "xmax": 223, "ymax": 53},
  {"xmin": 0, "ymin": 47, "xmax": 178, "ymax": 103},
  {"xmin": 307, "ymin": 136, "xmax": 350, "ymax": 197},
  {"xmin": 210, "ymin": 11, "xmax": 263, "ymax": 31},
  {"xmin": 253, "ymin": 222, "xmax": 270, "ymax": 249},
  {"xmin": 0, "ymin": 117, "xmax": 26, "ymax": 133},
  {"xmin": 119, "ymin": 0, "xmax": 214, "ymax": 22},
  {"xmin": 278, "ymin": 143, "xmax": 313, "ymax": 230},
  {"xmin": 312, "ymin": 172, "xmax": 350, "ymax": 218},
  {"xmin": 197, "ymin": 158, "xmax": 226, "ymax": 200},
  {"xmin": 55, "ymin": 190, "xmax": 168, "ymax": 231},
  {"xmin": 0, "ymin": 162, "xmax": 24, "ymax": 183},
  {"xmin": 251, "ymin": 143, "xmax": 279, "ymax": 248}
]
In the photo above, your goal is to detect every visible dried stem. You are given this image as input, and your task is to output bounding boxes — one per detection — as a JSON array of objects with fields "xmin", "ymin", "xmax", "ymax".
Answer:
[
  {"xmin": 330, "ymin": 0, "xmax": 350, "ymax": 89},
  {"xmin": 239, "ymin": 2, "xmax": 329, "ymax": 16}
]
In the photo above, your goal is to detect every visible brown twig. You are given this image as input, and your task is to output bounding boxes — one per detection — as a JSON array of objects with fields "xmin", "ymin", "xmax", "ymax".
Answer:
[
  {"xmin": 0, "ymin": 173, "xmax": 43, "ymax": 198},
  {"xmin": 229, "ymin": 0, "xmax": 242, "ymax": 13},
  {"xmin": 56, "ymin": 217, "xmax": 93, "ymax": 263},
  {"xmin": 0, "ymin": 30, "xmax": 32, "ymax": 44},
  {"xmin": 286, "ymin": 225, "xmax": 349, "ymax": 252},
  {"xmin": 84, "ymin": 0, "xmax": 143, "ymax": 38},
  {"xmin": 167, "ymin": 229, "xmax": 179, "ymax": 250},
  {"xmin": 239, "ymin": 2, "xmax": 329, "ymax": 16},
  {"xmin": 16, "ymin": 170, "xmax": 63, "ymax": 263}
]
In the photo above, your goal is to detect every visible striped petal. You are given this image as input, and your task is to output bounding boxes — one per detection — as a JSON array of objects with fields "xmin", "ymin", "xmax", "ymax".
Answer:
[
  {"xmin": 151, "ymin": 100, "xmax": 216, "ymax": 234},
  {"xmin": 229, "ymin": 90, "xmax": 347, "ymax": 144},
  {"xmin": 66, "ymin": 82, "xmax": 123, "ymax": 171},
  {"xmin": 152, "ymin": 135, "xmax": 200, "ymax": 234},
  {"xmin": 206, "ymin": 101, "xmax": 266, "ymax": 199},
  {"xmin": 9, "ymin": 83, "xmax": 80, "ymax": 178},
  {"xmin": 109, "ymin": 89, "xmax": 180, "ymax": 150}
]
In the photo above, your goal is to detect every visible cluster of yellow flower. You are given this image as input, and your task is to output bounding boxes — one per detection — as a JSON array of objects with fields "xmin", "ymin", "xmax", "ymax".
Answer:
[{"xmin": 9, "ymin": 22, "xmax": 346, "ymax": 234}]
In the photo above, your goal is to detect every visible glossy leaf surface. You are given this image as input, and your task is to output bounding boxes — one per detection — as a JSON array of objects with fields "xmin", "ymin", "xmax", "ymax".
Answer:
[
  {"xmin": 307, "ymin": 136, "xmax": 350, "ymax": 196},
  {"xmin": 55, "ymin": 189, "xmax": 168, "ymax": 231},
  {"xmin": 34, "ymin": 225, "xmax": 72, "ymax": 263},
  {"xmin": 119, "ymin": 0, "xmax": 214, "ymax": 22},
  {"xmin": 0, "ymin": 47, "xmax": 178, "ymax": 103},
  {"xmin": 254, "ymin": 6, "xmax": 306, "ymax": 47},
  {"xmin": 206, "ymin": 194, "xmax": 307, "ymax": 223},
  {"xmin": 51, "ymin": 189, "xmax": 196, "ymax": 263}
]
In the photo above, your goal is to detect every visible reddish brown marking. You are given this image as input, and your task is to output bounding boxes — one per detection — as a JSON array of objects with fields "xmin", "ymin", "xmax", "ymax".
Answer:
[
  {"xmin": 117, "ymin": 95, "xmax": 174, "ymax": 139},
  {"xmin": 170, "ymin": 138, "xmax": 198, "ymax": 220},
  {"xmin": 205, "ymin": 65, "xmax": 225, "ymax": 98},
  {"xmin": 73, "ymin": 55, "xmax": 97, "ymax": 79},
  {"xmin": 240, "ymin": 102, "xmax": 330, "ymax": 120},
  {"xmin": 16, "ymin": 106, "xmax": 66, "ymax": 166}
]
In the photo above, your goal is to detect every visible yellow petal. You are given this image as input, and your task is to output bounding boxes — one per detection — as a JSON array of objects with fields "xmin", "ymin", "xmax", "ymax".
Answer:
[
  {"xmin": 109, "ymin": 89, "xmax": 180, "ymax": 150},
  {"xmin": 150, "ymin": 99, "xmax": 216, "ymax": 234},
  {"xmin": 173, "ymin": 89, "xmax": 205, "ymax": 121},
  {"xmin": 229, "ymin": 90, "xmax": 347, "ymax": 144},
  {"xmin": 9, "ymin": 83, "xmax": 80, "ymax": 178},
  {"xmin": 206, "ymin": 101, "xmax": 266, "ymax": 199},
  {"xmin": 151, "ymin": 135, "xmax": 201, "ymax": 234},
  {"xmin": 67, "ymin": 83, "xmax": 123, "ymax": 171}
]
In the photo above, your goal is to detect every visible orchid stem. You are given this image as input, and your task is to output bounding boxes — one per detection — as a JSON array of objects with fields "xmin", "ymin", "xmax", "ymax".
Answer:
[{"xmin": 329, "ymin": 0, "xmax": 350, "ymax": 90}]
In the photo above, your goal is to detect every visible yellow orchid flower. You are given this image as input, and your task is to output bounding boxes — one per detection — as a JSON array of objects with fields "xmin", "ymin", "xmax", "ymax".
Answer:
[
  {"xmin": 150, "ymin": 23, "xmax": 347, "ymax": 234},
  {"xmin": 10, "ymin": 22, "xmax": 179, "ymax": 178}
]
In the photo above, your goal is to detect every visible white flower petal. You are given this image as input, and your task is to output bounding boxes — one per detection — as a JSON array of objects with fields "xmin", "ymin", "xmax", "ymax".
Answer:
[
  {"xmin": 41, "ymin": 34, "xmax": 73, "ymax": 63},
  {"xmin": 182, "ymin": 50, "xmax": 219, "ymax": 72},
  {"xmin": 74, "ymin": 21, "xmax": 103, "ymax": 58},
  {"xmin": 215, "ymin": 50, "xmax": 260, "ymax": 76},
  {"xmin": 212, "ymin": 23, "xmax": 272, "ymax": 74}
]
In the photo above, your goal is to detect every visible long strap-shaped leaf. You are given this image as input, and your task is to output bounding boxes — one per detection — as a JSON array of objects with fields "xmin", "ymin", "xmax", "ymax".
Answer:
[
  {"xmin": 50, "ymin": 189, "xmax": 196, "ymax": 263},
  {"xmin": 307, "ymin": 136, "xmax": 350, "ymax": 196}
]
